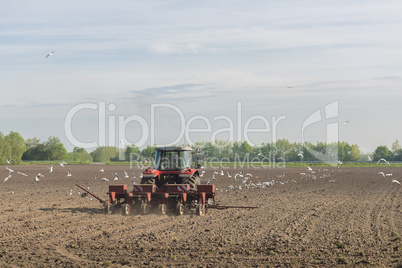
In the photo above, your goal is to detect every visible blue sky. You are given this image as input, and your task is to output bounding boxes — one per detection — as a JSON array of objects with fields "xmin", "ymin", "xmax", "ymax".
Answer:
[{"xmin": 1, "ymin": 1, "xmax": 402, "ymax": 153}]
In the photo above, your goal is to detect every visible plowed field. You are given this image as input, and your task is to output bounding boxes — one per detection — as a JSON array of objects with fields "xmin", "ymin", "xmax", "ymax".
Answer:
[{"xmin": 1, "ymin": 165, "xmax": 401, "ymax": 267}]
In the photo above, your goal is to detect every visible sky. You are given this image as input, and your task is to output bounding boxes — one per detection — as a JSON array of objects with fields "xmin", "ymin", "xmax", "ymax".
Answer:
[{"xmin": 1, "ymin": 0, "xmax": 402, "ymax": 153}]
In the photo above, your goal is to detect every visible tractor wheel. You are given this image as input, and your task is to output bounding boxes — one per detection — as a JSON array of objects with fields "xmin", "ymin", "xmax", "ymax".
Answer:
[
  {"xmin": 140, "ymin": 203, "xmax": 149, "ymax": 215},
  {"xmin": 182, "ymin": 174, "xmax": 200, "ymax": 191},
  {"xmin": 158, "ymin": 204, "xmax": 167, "ymax": 215},
  {"xmin": 104, "ymin": 201, "xmax": 112, "ymax": 214},
  {"xmin": 121, "ymin": 204, "xmax": 130, "ymax": 216},
  {"xmin": 196, "ymin": 204, "xmax": 205, "ymax": 216},
  {"xmin": 175, "ymin": 202, "xmax": 184, "ymax": 215}
]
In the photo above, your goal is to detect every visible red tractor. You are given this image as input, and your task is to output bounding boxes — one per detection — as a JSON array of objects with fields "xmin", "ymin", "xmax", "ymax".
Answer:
[
  {"xmin": 75, "ymin": 146, "xmax": 258, "ymax": 216},
  {"xmin": 141, "ymin": 146, "xmax": 200, "ymax": 191}
]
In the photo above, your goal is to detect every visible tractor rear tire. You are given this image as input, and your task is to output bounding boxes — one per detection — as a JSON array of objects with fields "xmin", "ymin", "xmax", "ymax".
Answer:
[{"xmin": 182, "ymin": 174, "xmax": 200, "ymax": 191}]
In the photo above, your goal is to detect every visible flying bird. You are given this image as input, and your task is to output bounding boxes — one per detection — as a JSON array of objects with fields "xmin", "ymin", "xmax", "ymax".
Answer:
[
  {"xmin": 67, "ymin": 168, "xmax": 72, "ymax": 177},
  {"xmin": 4, "ymin": 175, "xmax": 11, "ymax": 183},
  {"xmin": 124, "ymin": 171, "xmax": 129, "ymax": 179},
  {"xmin": 6, "ymin": 167, "xmax": 14, "ymax": 173},
  {"xmin": 45, "ymin": 51, "xmax": 55, "ymax": 58},
  {"xmin": 298, "ymin": 153, "xmax": 304, "ymax": 159},
  {"xmin": 392, "ymin": 179, "xmax": 400, "ymax": 185},
  {"xmin": 4, "ymin": 157, "xmax": 15, "ymax": 164},
  {"xmin": 377, "ymin": 158, "xmax": 390, "ymax": 165},
  {"xmin": 101, "ymin": 177, "xmax": 109, "ymax": 182},
  {"xmin": 59, "ymin": 162, "xmax": 67, "ymax": 167},
  {"xmin": 367, "ymin": 156, "xmax": 373, "ymax": 161},
  {"xmin": 47, "ymin": 165, "xmax": 53, "ymax": 173},
  {"xmin": 99, "ymin": 168, "xmax": 104, "ymax": 173},
  {"xmin": 35, "ymin": 173, "xmax": 44, "ymax": 182},
  {"xmin": 113, "ymin": 172, "xmax": 120, "ymax": 181},
  {"xmin": 17, "ymin": 171, "xmax": 28, "ymax": 176}
]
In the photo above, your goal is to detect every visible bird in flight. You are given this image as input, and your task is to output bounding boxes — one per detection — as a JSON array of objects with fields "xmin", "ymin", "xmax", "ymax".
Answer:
[
  {"xmin": 4, "ymin": 175, "xmax": 11, "ymax": 183},
  {"xmin": 45, "ymin": 51, "xmax": 55, "ymax": 58},
  {"xmin": 4, "ymin": 157, "xmax": 14, "ymax": 164},
  {"xmin": 59, "ymin": 162, "xmax": 67, "ymax": 167},
  {"xmin": 35, "ymin": 173, "xmax": 44, "ymax": 182}
]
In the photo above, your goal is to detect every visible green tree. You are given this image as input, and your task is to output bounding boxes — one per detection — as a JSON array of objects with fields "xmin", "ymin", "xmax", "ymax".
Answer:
[
  {"xmin": 0, "ymin": 132, "xmax": 11, "ymax": 165},
  {"xmin": 141, "ymin": 145, "xmax": 157, "ymax": 159},
  {"xmin": 125, "ymin": 144, "xmax": 141, "ymax": 161},
  {"xmin": 373, "ymin": 145, "xmax": 392, "ymax": 161},
  {"xmin": 391, "ymin": 139, "xmax": 401, "ymax": 154},
  {"xmin": 44, "ymin": 137, "xmax": 68, "ymax": 160},
  {"xmin": 67, "ymin": 147, "xmax": 93, "ymax": 162},
  {"xmin": 90, "ymin": 146, "xmax": 118, "ymax": 162},
  {"xmin": 22, "ymin": 137, "xmax": 43, "ymax": 160},
  {"xmin": 5, "ymin": 131, "xmax": 26, "ymax": 164}
]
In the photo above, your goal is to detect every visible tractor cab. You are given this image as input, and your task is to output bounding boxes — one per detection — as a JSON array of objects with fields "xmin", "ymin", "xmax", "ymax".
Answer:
[
  {"xmin": 142, "ymin": 146, "xmax": 200, "ymax": 190},
  {"xmin": 154, "ymin": 147, "xmax": 192, "ymax": 171}
]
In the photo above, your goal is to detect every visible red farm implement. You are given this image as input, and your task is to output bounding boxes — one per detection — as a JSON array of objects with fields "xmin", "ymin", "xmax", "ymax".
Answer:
[{"xmin": 75, "ymin": 146, "xmax": 257, "ymax": 216}]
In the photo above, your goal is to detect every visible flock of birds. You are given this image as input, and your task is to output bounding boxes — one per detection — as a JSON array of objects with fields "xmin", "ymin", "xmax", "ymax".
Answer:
[
  {"xmin": 2, "ymin": 156, "xmax": 401, "ymax": 196},
  {"xmin": 202, "ymin": 158, "xmax": 401, "ymax": 192}
]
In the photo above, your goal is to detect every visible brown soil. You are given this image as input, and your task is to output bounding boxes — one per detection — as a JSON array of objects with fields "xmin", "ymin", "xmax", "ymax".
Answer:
[{"xmin": 1, "ymin": 165, "xmax": 401, "ymax": 267}]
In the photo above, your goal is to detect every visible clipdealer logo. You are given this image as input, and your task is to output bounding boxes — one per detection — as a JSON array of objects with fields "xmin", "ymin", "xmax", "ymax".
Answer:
[{"xmin": 64, "ymin": 101, "xmax": 286, "ymax": 149}]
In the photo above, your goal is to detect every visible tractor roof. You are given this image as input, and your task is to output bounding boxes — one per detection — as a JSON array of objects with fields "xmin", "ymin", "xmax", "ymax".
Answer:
[{"xmin": 155, "ymin": 146, "xmax": 192, "ymax": 151}]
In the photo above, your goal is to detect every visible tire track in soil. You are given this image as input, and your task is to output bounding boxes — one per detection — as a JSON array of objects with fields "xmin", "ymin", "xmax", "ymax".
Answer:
[
  {"xmin": 388, "ymin": 187, "xmax": 401, "ymax": 236},
  {"xmin": 55, "ymin": 214, "xmax": 192, "ymax": 263},
  {"xmin": 1, "ymin": 212, "xmax": 184, "ymax": 265},
  {"xmin": 289, "ymin": 198, "xmax": 350, "ymax": 235},
  {"xmin": 369, "ymin": 185, "xmax": 396, "ymax": 244}
]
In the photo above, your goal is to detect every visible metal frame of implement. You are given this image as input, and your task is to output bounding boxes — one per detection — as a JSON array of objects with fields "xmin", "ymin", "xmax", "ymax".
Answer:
[{"xmin": 76, "ymin": 183, "xmax": 258, "ymax": 216}]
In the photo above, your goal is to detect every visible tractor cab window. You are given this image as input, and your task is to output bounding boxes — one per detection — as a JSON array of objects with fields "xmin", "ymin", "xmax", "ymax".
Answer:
[{"xmin": 154, "ymin": 150, "xmax": 191, "ymax": 170}]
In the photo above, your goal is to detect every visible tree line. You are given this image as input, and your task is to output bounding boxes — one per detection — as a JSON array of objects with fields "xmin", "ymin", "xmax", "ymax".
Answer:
[{"xmin": 1, "ymin": 131, "xmax": 402, "ymax": 164}]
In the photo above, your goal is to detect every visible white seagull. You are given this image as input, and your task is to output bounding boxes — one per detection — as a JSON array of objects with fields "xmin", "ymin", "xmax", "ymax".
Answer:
[
  {"xmin": 392, "ymin": 179, "xmax": 400, "ymax": 185},
  {"xmin": 298, "ymin": 153, "xmax": 304, "ymax": 159},
  {"xmin": 99, "ymin": 168, "xmax": 104, "ymax": 173},
  {"xmin": 17, "ymin": 171, "xmax": 28, "ymax": 176},
  {"xmin": 45, "ymin": 51, "xmax": 55, "ymax": 58},
  {"xmin": 59, "ymin": 161, "xmax": 67, "ymax": 167},
  {"xmin": 6, "ymin": 167, "xmax": 14, "ymax": 173},
  {"xmin": 4, "ymin": 175, "xmax": 11, "ymax": 183},
  {"xmin": 35, "ymin": 173, "xmax": 44, "ymax": 182},
  {"xmin": 113, "ymin": 172, "xmax": 120, "ymax": 181},
  {"xmin": 101, "ymin": 177, "xmax": 109, "ymax": 182},
  {"xmin": 47, "ymin": 165, "xmax": 53, "ymax": 173},
  {"xmin": 4, "ymin": 157, "xmax": 15, "ymax": 164},
  {"xmin": 124, "ymin": 171, "xmax": 129, "ymax": 179},
  {"xmin": 377, "ymin": 158, "xmax": 389, "ymax": 165},
  {"xmin": 67, "ymin": 168, "xmax": 72, "ymax": 177}
]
